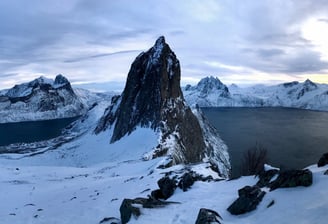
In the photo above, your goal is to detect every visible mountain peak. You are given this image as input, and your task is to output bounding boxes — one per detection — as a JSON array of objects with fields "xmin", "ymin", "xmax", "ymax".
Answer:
[
  {"xmin": 54, "ymin": 74, "xmax": 70, "ymax": 88},
  {"xmin": 96, "ymin": 36, "xmax": 182, "ymax": 142},
  {"xmin": 95, "ymin": 38, "xmax": 230, "ymax": 176},
  {"xmin": 304, "ymin": 79, "xmax": 316, "ymax": 86},
  {"xmin": 154, "ymin": 36, "xmax": 166, "ymax": 47},
  {"xmin": 196, "ymin": 76, "xmax": 230, "ymax": 96}
]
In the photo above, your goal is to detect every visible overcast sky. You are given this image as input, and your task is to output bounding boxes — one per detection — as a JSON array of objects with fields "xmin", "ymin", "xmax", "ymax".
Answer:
[{"xmin": 1, "ymin": 0, "xmax": 328, "ymax": 91}]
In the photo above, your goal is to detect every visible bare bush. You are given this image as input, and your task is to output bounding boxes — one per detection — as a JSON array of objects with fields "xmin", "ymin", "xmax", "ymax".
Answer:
[{"xmin": 241, "ymin": 143, "xmax": 268, "ymax": 176}]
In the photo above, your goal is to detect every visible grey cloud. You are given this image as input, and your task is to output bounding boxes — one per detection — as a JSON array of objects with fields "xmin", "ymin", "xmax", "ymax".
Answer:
[
  {"xmin": 1, "ymin": 0, "xmax": 328, "ymax": 90},
  {"xmin": 63, "ymin": 50, "xmax": 141, "ymax": 63},
  {"xmin": 318, "ymin": 18, "xmax": 328, "ymax": 23},
  {"xmin": 280, "ymin": 51, "xmax": 328, "ymax": 73},
  {"xmin": 0, "ymin": 73, "xmax": 19, "ymax": 78}
]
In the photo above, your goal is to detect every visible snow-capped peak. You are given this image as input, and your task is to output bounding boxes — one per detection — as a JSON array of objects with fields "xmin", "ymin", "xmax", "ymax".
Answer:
[
  {"xmin": 196, "ymin": 76, "xmax": 229, "ymax": 93},
  {"xmin": 0, "ymin": 74, "xmax": 87, "ymax": 123},
  {"xmin": 303, "ymin": 79, "xmax": 317, "ymax": 89},
  {"xmin": 54, "ymin": 74, "xmax": 70, "ymax": 88}
]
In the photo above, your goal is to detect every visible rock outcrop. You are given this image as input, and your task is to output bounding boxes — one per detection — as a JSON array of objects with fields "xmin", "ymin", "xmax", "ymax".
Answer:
[
  {"xmin": 269, "ymin": 169, "xmax": 313, "ymax": 191},
  {"xmin": 195, "ymin": 208, "xmax": 222, "ymax": 224},
  {"xmin": 317, "ymin": 152, "xmax": 328, "ymax": 167},
  {"xmin": 119, "ymin": 197, "xmax": 178, "ymax": 224},
  {"xmin": 227, "ymin": 185, "xmax": 266, "ymax": 215},
  {"xmin": 95, "ymin": 36, "xmax": 230, "ymax": 177}
]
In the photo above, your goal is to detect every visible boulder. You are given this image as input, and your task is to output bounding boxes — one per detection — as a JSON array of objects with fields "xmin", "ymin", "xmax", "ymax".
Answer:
[
  {"xmin": 317, "ymin": 152, "xmax": 328, "ymax": 167},
  {"xmin": 269, "ymin": 169, "xmax": 312, "ymax": 191},
  {"xmin": 195, "ymin": 208, "xmax": 222, "ymax": 224},
  {"xmin": 227, "ymin": 185, "xmax": 266, "ymax": 215},
  {"xmin": 119, "ymin": 197, "xmax": 179, "ymax": 223},
  {"xmin": 99, "ymin": 217, "xmax": 120, "ymax": 224},
  {"xmin": 119, "ymin": 199, "xmax": 141, "ymax": 224},
  {"xmin": 256, "ymin": 169, "xmax": 279, "ymax": 187},
  {"xmin": 178, "ymin": 172, "xmax": 196, "ymax": 192},
  {"xmin": 157, "ymin": 176, "xmax": 177, "ymax": 199}
]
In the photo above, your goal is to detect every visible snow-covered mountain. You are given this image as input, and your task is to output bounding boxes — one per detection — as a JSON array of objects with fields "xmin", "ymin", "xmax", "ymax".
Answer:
[
  {"xmin": 0, "ymin": 74, "xmax": 99, "ymax": 123},
  {"xmin": 184, "ymin": 76, "xmax": 328, "ymax": 110}
]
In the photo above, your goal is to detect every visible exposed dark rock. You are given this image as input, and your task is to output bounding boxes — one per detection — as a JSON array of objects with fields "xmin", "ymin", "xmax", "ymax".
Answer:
[
  {"xmin": 157, "ymin": 176, "xmax": 177, "ymax": 199},
  {"xmin": 256, "ymin": 169, "xmax": 279, "ymax": 187},
  {"xmin": 324, "ymin": 170, "xmax": 328, "ymax": 175},
  {"xmin": 119, "ymin": 197, "xmax": 179, "ymax": 224},
  {"xmin": 178, "ymin": 172, "xmax": 196, "ymax": 191},
  {"xmin": 195, "ymin": 76, "xmax": 230, "ymax": 97},
  {"xmin": 54, "ymin": 74, "xmax": 70, "ymax": 87},
  {"xmin": 227, "ymin": 185, "xmax": 266, "ymax": 215},
  {"xmin": 267, "ymin": 200, "xmax": 275, "ymax": 208},
  {"xmin": 297, "ymin": 79, "xmax": 318, "ymax": 99},
  {"xmin": 177, "ymin": 171, "xmax": 215, "ymax": 192},
  {"xmin": 99, "ymin": 217, "xmax": 120, "ymax": 224},
  {"xmin": 269, "ymin": 169, "xmax": 312, "ymax": 191},
  {"xmin": 317, "ymin": 152, "xmax": 328, "ymax": 167},
  {"xmin": 151, "ymin": 189, "xmax": 165, "ymax": 200},
  {"xmin": 283, "ymin": 81, "xmax": 299, "ymax": 88},
  {"xmin": 120, "ymin": 199, "xmax": 141, "ymax": 224},
  {"xmin": 100, "ymin": 36, "xmax": 184, "ymax": 143},
  {"xmin": 195, "ymin": 208, "xmax": 222, "ymax": 224}
]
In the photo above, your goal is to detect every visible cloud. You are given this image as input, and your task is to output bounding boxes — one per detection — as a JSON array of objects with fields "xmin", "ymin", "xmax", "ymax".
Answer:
[
  {"xmin": 1, "ymin": 0, "xmax": 328, "ymax": 90},
  {"xmin": 63, "ymin": 50, "xmax": 141, "ymax": 63}
]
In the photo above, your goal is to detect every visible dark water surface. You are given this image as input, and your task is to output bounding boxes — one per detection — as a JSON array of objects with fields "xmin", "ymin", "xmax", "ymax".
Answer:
[
  {"xmin": 0, "ymin": 117, "xmax": 79, "ymax": 146},
  {"xmin": 202, "ymin": 107, "xmax": 328, "ymax": 177}
]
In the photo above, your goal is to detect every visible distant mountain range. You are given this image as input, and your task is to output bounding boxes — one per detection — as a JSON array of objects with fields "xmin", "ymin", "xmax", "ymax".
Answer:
[
  {"xmin": 184, "ymin": 76, "xmax": 328, "ymax": 111},
  {"xmin": 2, "ymin": 73, "xmax": 328, "ymax": 124},
  {"xmin": 0, "ymin": 74, "xmax": 105, "ymax": 123}
]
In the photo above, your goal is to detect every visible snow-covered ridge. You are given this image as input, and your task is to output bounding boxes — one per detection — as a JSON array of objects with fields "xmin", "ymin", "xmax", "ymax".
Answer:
[
  {"xmin": 184, "ymin": 76, "xmax": 328, "ymax": 111},
  {"xmin": 0, "ymin": 75, "xmax": 107, "ymax": 123}
]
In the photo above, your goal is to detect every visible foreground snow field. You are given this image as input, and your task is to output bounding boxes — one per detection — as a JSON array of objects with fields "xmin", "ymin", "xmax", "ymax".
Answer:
[{"xmin": 1, "ymin": 152, "xmax": 327, "ymax": 224}]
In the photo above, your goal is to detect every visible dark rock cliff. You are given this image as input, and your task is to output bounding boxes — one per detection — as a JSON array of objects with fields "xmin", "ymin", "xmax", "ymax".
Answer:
[{"xmin": 95, "ymin": 36, "xmax": 230, "ymax": 176}]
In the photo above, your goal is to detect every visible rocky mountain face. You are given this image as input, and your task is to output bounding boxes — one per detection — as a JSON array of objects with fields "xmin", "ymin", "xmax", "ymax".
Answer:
[
  {"xmin": 184, "ymin": 76, "xmax": 232, "ymax": 107},
  {"xmin": 0, "ymin": 74, "xmax": 86, "ymax": 123},
  {"xmin": 95, "ymin": 36, "xmax": 230, "ymax": 177},
  {"xmin": 184, "ymin": 76, "xmax": 328, "ymax": 110},
  {"xmin": 185, "ymin": 76, "xmax": 230, "ymax": 98}
]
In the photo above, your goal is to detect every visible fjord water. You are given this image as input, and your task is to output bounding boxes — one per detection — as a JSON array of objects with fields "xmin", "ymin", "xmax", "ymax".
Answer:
[
  {"xmin": 202, "ymin": 107, "xmax": 328, "ymax": 177},
  {"xmin": 0, "ymin": 117, "xmax": 78, "ymax": 146}
]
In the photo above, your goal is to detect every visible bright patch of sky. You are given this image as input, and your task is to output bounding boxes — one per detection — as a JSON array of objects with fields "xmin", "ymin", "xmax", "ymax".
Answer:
[{"xmin": 1, "ymin": 0, "xmax": 328, "ymax": 91}]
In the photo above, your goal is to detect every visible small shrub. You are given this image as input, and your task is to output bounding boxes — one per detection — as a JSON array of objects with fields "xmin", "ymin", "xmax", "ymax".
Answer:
[{"xmin": 241, "ymin": 143, "xmax": 268, "ymax": 176}]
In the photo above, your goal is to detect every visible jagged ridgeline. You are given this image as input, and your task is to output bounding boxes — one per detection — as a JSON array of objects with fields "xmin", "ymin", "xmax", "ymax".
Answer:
[
  {"xmin": 95, "ymin": 36, "xmax": 230, "ymax": 177},
  {"xmin": 0, "ymin": 74, "xmax": 86, "ymax": 123}
]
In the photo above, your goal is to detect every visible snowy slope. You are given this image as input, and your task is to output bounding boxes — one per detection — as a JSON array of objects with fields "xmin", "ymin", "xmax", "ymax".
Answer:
[
  {"xmin": 184, "ymin": 76, "xmax": 328, "ymax": 111},
  {"xmin": 1, "ymin": 145, "xmax": 327, "ymax": 224}
]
